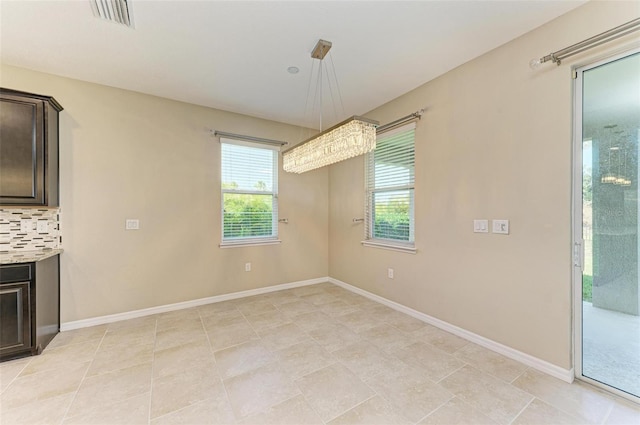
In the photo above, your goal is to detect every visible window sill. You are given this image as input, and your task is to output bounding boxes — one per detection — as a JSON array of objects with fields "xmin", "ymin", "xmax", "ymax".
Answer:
[
  {"xmin": 220, "ymin": 240, "xmax": 281, "ymax": 249},
  {"xmin": 361, "ymin": 240, "xmax": 416, "ymax": 254}
]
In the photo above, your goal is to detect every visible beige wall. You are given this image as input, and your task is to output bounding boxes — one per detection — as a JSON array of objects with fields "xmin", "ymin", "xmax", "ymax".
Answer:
[
  {"xmin": 2, "ymin": 0, "xmax": 639, "ymax": 369},
  {"xmin": 329, "ymin": 1, "xmax": 640, "ymax": 370},
  {"xmin": 0, "ymin": 66, "xmax": 329, "ymax": 323}
]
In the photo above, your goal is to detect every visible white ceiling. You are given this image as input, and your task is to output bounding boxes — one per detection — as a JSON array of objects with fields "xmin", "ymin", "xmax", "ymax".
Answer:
[{"xmin": 0, "ymin": 1, "xmax": 586, "ymax": 129}]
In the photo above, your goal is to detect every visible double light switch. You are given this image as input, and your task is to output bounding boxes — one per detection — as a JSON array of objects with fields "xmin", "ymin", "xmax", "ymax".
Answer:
[
  {"xmin": 473, "ymin": 219, "xmax": 489, "ymax": 233},
  {"xmin": 474, "ymin": 219, "xmax": 509, "ymax": 234}
]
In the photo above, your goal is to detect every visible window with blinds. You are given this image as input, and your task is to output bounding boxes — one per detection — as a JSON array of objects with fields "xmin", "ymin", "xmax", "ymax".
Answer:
[
  {"xmin": 221, "ymin": 139, "xmax": 278, "ymax": 244},
  {"xmin": 365, "ymin": 123, "xmax": 415, "ymax": 246}
]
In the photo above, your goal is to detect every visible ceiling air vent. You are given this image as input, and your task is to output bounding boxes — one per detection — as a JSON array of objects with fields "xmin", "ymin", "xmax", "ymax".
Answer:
[{"xmin": 90, "ymin": 0, "xmax": 134, "ymax": 28}]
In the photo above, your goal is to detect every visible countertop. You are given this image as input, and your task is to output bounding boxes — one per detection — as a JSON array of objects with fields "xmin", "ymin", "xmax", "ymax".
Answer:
[{"xmin": 0, "ymin": 249, "xmax": 63, "ymax": 265}]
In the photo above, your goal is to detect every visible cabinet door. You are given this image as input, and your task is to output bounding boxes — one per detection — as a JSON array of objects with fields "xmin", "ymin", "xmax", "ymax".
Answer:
[
  {"xmin": 0, "ymin": 282, "xmax": 31, "ymax": 354},
  {"xmin": 0, "ymin": 95, "xmax": 45, "ymax": 204}
]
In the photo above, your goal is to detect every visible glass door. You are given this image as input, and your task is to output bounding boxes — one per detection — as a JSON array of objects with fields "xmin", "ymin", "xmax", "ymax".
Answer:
[{"xmin": 575, "ymin": 49, "xmax": 640, "ymax": 401}]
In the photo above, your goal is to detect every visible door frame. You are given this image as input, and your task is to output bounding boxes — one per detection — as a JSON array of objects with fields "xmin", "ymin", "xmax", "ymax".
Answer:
[{"xmin": 572, "ymin": 46, "xmax": 640, "ymax": 404}]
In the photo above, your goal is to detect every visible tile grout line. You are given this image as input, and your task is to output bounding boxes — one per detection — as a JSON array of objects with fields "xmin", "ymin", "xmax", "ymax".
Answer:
[
  {"xmin": 413, "ymin": 395, "xmax": 455, "ymax": 425},
  {"xmin": 516, "ymin": 375, "xmax": 614, "ymax": 423},
  {"xmin": 147, "ymin": 399, "xmax": 201, "ymax": 423},
  {"xmin": 146, "ymin": 317, "xmax": 158, "ymax": 424},
  {"xmin": 237, "ymin": 289, "xmax": 355, "ymax": 423},
  {"xmin": 243, "ymin": 295, "xmax": 324, "ymax": 422},
  {"xmin": 443, "ymin": 350, "xmax": 532, "ymax": 389},
  {"xmin": 324, "ymin": 394, "xmax": 377, "ymax": 423},
  {"xmin": 434, "ymin": 362, "xmax": 467, "ymax": 384},
  {"xmin": 285, "ymin": 384, "xmax": 327, "ymax": 425},
  {"xmin": 540, "ymin": 395, "xmax": 592, "ymax": 424},
  {"xmin": 506, "ymin": 396, "xmax": 534, "ymax": 425},
  {"xmin": 510, "ymin": 366, "xmax": 530, "ymax": 384},
  {"xmin": 59, "ymin": 329, "xmax": 108, "ymax": 423},
  {"xmin": 290, "ymin": 357, "xmax": 339, "ymax": 381},
  {"xmin": 0, "ymin": 357, "xmax": 32, "ymax": 398},
  {"xmin": 200, "ymin": 307, "xmax": 238, "ymax": 424},
  {"xmin": 353, "ymin": 346, "xmax": 416, "ymax": 424}
]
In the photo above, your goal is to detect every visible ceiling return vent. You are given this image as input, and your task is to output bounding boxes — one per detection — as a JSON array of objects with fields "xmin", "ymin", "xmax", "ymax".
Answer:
[{"xmin": 90, "ymin": 0, "xmax": 134, "ymax": 28}]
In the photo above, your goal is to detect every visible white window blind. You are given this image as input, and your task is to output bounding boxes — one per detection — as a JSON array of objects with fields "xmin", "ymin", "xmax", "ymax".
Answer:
[
  {"xmin": 365, "ymin": 123, "xmax": 415, "ymax": 246},
  {"xmin": 221, "ymin": 139, "xmax": 278, "ymax": 245}
]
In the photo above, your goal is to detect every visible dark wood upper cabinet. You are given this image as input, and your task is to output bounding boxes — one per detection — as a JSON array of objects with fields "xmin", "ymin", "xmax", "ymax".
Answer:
[{"xmin": 0, "ymin": 88, "xmax": 63, "ymax": 206}]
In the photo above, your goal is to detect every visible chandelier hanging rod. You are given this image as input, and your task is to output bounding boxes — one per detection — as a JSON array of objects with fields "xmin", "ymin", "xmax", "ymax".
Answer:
[
  {"xmin": 281, "ymin": 115, "xmax": 378, "ymax": 154},
  {"xmin": 212, "ymin": 130, "xmax": 287, "ymax": 147},
  {"xmin": 531, "ymin": 18, "xmax": 640, "ymax": 67},
  {"xmin": 282, "ymin": 39, "xmax": 378, "ymax": 173}
]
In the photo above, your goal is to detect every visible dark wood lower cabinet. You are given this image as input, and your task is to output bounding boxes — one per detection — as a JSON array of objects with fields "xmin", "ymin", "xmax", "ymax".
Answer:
[
  {"xmin": 0, "ymin": 281, "xmax": 32, "ymax": 354},
  {"xmin": 0, "ymin": 255, "xmax": 59, "ymax": 361}
]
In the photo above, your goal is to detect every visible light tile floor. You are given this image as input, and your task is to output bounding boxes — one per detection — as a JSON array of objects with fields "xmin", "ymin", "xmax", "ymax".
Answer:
[{"xmin": 1, "ymin": 282, "xmax": 639, "ymax": 425}]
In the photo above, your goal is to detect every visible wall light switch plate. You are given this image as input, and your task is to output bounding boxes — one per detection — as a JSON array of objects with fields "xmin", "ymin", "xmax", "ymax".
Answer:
[
  {"xmin": 492, "ymin": 219, "xmax": 509, "ymax": 234},
  {"xmin": 125, "ymin": 219, "xmax": 140, "ymax": 230},
  {"xmin": 473, "ymin": 219, "xmax": 489, "ymax": 233}
]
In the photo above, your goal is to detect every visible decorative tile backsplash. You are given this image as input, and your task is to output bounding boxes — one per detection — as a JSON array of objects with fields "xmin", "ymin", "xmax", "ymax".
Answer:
[{"xmin": 0, "ymin": 208, "xmax": 61, "ymax": 252}]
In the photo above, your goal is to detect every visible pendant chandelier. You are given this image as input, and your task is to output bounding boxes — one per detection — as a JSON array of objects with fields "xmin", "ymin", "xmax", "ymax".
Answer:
[
  {"xmin": 601, "ymin": 146, "xmax": 631, "ymax": 187},
  {"xmin": 283, "ymin": 40, "xmax": 379, "ymax": 174},
  {"xmin": 600, "ymin": 125, "xmax": 632, "ymax": 187}
]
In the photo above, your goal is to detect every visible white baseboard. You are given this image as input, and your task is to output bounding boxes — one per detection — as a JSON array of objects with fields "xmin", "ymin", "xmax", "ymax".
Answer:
[
  {"xmin": 60, "ymin": 274, "xmax": 574, "ymax": 384},
  {"xmin": 60, "ymin": 277, "xmax": 328, "ymax": 331},
  {"xmin": 328, "ymin": 277, "xmax": 574, "ymax": 383}
]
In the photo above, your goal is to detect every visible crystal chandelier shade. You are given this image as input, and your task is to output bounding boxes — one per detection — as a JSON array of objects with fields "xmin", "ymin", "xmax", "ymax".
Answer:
[
  {"xmin": 282, "ymin": 40, "xmax": 379, "ymax": 174},
  {"xmin": 283, "ymin": 117, "xmax": 378, "ymax": 174}
]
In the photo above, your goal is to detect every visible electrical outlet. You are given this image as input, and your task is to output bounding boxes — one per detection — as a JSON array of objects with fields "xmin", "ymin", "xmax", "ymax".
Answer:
[
  {"xmin": 388, "ymin": 268, "xmax": 394, "ymax": 279},
  {"xmin": 37, "ymin": 220, "xmax": 48, "ymax": 233},
  {"xmin": 125, "ymin": 219, "xmax": 140, "ymax": 230},
  {"xmin": 20, "ymin": 220, "xmax": 32, "ymax": 233},
  {"xmin": 245, "ymin": 262, "xmax": 251, "ymax": 272}
]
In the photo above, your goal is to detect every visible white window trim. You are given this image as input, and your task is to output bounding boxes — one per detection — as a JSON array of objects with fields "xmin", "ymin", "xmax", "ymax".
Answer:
[
  {"xmin": 361, "ymin": 239, "xmax": 417, "ymax": 254},
  {"xmin": 363, "ymin": 122, "xmax": 416, "ymax": 252},
  {"xmin": 220, "ymin": 138, "xmax": 279, "ymax": 247},
  {"xmin": 219, "ymin": 239, "xmax": 282, "ymax": 249}
]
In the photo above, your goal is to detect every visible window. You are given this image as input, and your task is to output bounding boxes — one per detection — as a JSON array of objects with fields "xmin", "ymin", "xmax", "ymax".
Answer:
[
  {"xmin": 221, "ymin": 139, "xmax": 279, "ymax": 246},
  {"xmin": 364, "ymin": 123, "xmax": 415, "ymax": 251}
]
